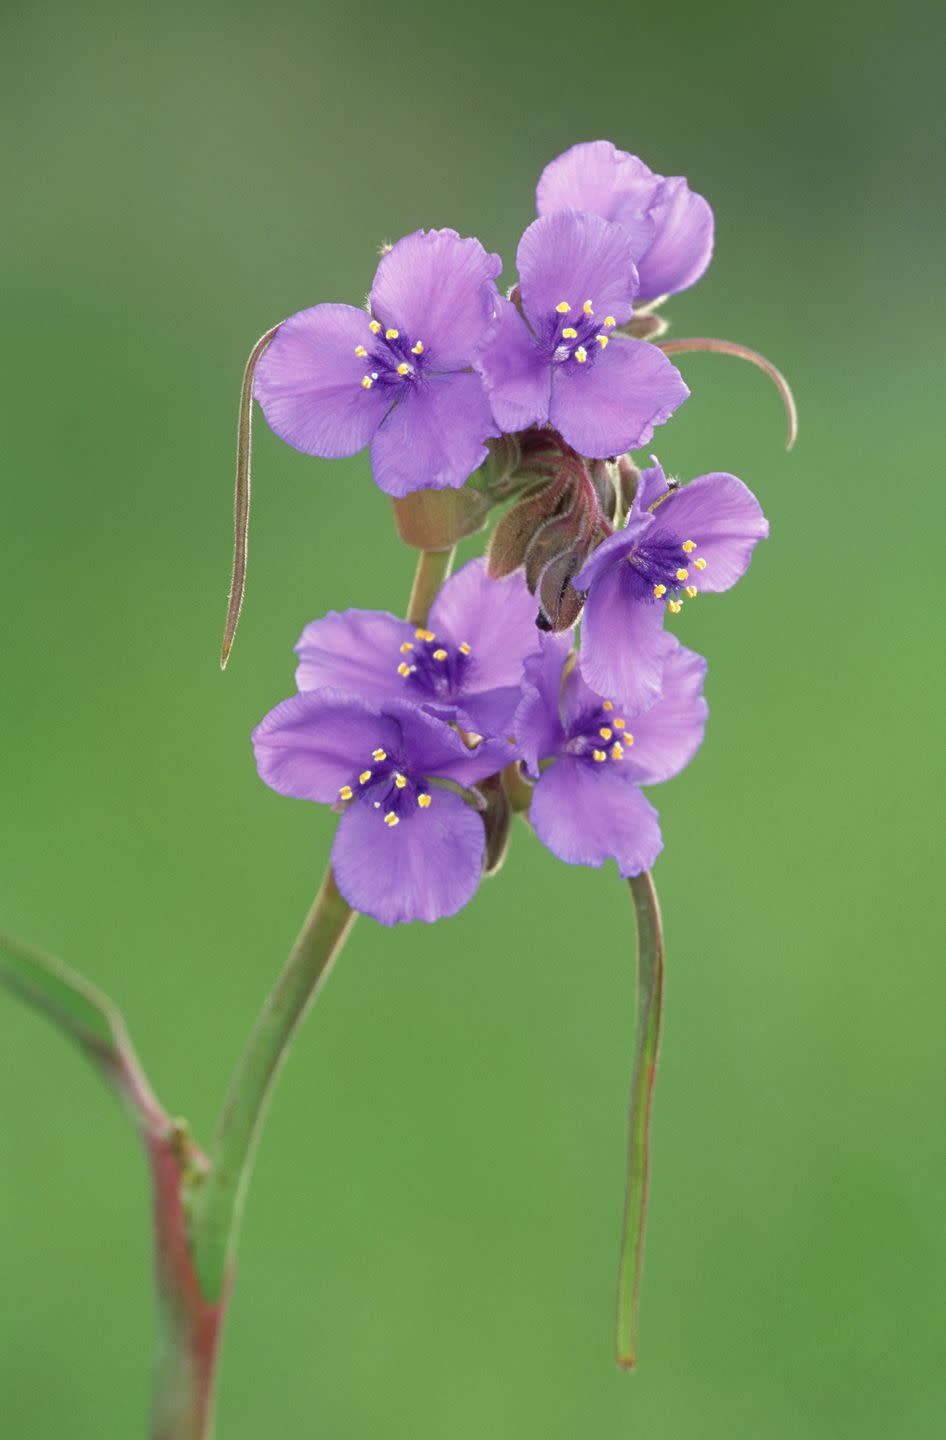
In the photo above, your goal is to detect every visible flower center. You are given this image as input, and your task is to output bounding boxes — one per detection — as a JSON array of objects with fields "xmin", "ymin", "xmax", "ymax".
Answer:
[
  {"xmin": 356, "ymin": 318, "xmax": 427, "ymax": 392},
  {"xmin": 337, "ymin": 744, "xmax": 432, "ymax": 827},
  {"xmin": 395, "ymin": 627, "xmax": 473, "ymax": 700},
  {"xmin": 565, "ymin": 698, "xmax": 634, "ymax": 766},
  {"xmin": 627, "ymin": 535, "xmax": 708, "ymax": 614},
  {"xmin": 545, "ymin": 298, "xmax": 617, "ymax": 368}
]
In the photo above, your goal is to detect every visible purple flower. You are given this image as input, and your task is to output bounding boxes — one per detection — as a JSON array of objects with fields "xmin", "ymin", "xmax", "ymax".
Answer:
[
  {"xmin": 294, "ymin": 559, "xmax": 540, "ymax": 739},
  {"xmin": 574, "ymin": 461, "xmax": 768, "ymax": 712},
  {"xmin": 515, "ymin": 633, "xmax": 707, "ymax": 876},
  {"xmin": 253, "ymin": 690, "xmax": 506, "ymax": 925},
  {"xmin": 253, "ymin": 229, "xmax": 502, "ymax": 498},
  {"xmin": 477, "ymin": 211, "xmax": 689, "ymax": 459},
  {"xmin": 536, "ymin": 141, "xmax": 714, "ymax": 303}
]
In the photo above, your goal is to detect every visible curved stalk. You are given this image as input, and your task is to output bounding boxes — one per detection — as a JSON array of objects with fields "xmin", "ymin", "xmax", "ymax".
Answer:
[{"xmin": 658, "ymin": 337, "xmax": 798, "ymax": 451}]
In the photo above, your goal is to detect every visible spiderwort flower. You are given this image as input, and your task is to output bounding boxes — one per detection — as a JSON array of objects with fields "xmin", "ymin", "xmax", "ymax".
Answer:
[
  {"xmin": 515, "ymin": 632, "xmax": 707, "ymax": 876},
  {"xmin": 295, "ymin": 560, "xmax": 540, "ymax": 738},
  {"xmin": 253, "ymin": 691, "xmax": 508, "ymax": 925},
  {"xmin": 536, "ymin": 141, "xmax": 714, "ymax": 303},
  {"xmin": 574, "ymin": 461, "xmax": 768, "ymax": 711},
  {"xmin": 253, "ymin": 229, "xmax": 502, "ymax": 498},
  {"xmin": 477, "ymin": 210, "xmax": 689, "ymax": 459}
]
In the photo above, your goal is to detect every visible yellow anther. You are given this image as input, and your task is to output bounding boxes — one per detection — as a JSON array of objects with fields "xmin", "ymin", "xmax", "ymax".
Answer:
[
  {"xmin": 694, "ymin": 557, "xmax": 708, "ymax": 571},
  {"xmin": 354, "ymin": 345, "xmax": 367, "ymax": 357},
  {"xmin": 653, "ymin": 584, "xmax": 667, "ymax": 598},
  {"xmin": 685, "ymin": 585, "xmax": 698, "ymax": 599},
  {"xmin": 682, "ymin": 539, "xmax": 697, "ymax": 553},
  {"xmin": 394, "ymin": 773, "xmax": 407, "ymax": 789},
  {"xmin": 361, "ymin": 376, "xmax": 373, "ymax": 389},
  {"xmin": 339, "ymin": 785, "xmax": 353, "ymax": 801},
  {"xmin": 575, "ymin": 346, "xmax": 588, "ymax": 363},
  {"xmin": 385, "ymin": 328, "xmax": 399, "ymax": 340},
  {"xmin": 613, "ymin": 717, "xmax": 626, "ymax": 729},
  {"xmin": 417, "ymin": 793, "xmax": 432, "ymax": 809},
  {"xmin": 415, "ymin": 627, "xmax": 435, "ymax": 641},
  {"xmin": 561, "ymin": 326, "xmax": 578, "ymax": 339},
  {"xmin": 676, "ymin": 568, "xmax": 689, "ymax": 582},
  {"xmin": 359, "ymin": 770, "xmax": 372, "ymax": 784},
  {"xmin": 604, "ymin": 315, "xmax": 617, "ymax": 328},
  {"xmin": 411, "ymin": 340, "xmax": 424, "ymax": 354},
  {"xmin": 433, "ymin": 648, "xmax": 448, "ymax": 661},
  {"xmin": 596, "ymin": 334, "xmax": 609, "ymax": 348},
  {"xmin": 397, "ymin": 362, "xmax": 411, "ymax": 376},
  {"xmin": 372, "ymin": 748, "xmax": 387, "ymax": 762},
  {"xmin": 400, "ymin": 641, "xmax": 414, "ymax": 653},
  {"xmin": 611, "ymin": 742, "xmax": 624, "ymax": 760},
  {"xmin": 459, "ymin": 642, "xmax": 471, "ymax": 655},
  {"xmin": 668, "ymin": 600, "xmax": 683, "ymax": 615},
  {"xmin": 592, "ymin": 749, "xmax": 607, "ymax": 762},
  {"xmin": 383, "ymin": 812, "xmax": 399, "ymax": 827},
  {"xmin": 625, "ymin": 733, "xmax": 634, "ymax": 745},
  {"xmin": 555, "ymin": 300, "xmax": 571, "ymax": 313},
  {"xmin": 599, "ymin": 727, "xmax": 613, "ymax": 741},
  {"xmin": 397, "ymin": 662, "xmax": 411, "ymax": 677},
  {"xmin": 369, "ymin": 320, "xmax": 382, "ymax": 334},
  {"xmin": 602, "ymin": 700, "xmax": 614, "ymax": 711},
  {"xmin": 583, "ymin": 299, "xmax": 594, "ymax": 314}
]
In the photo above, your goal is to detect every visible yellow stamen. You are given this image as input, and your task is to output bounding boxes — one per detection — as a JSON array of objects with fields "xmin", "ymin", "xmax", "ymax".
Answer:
[
  {"xmin": 417, "ymin": 793, "xmax": 432, "ymax": 809},
  {"xmin": 602, "ymin": 700, "xmax": 614, "ymax": 711},
  {"xmin": 599, "ymin": 727, "xmax": 613, "ymax": 741},
  {"xmin": 394, "ymin": 773, "xmax": 407, "ymax": 789},
  {"xmin": 415, "ymin": 627, "xmax": 435, "ymax": 641},
  {"xmin": 383, "ymin": 812, "xmax": 399, "ymax": 827},
  {"xmin": 361, "ymin": 376, "xmax": 373, "ymax": 389},
  {"xmin": 676, "ymin": 568, "xmax": 689, "ymax": 582},
  {"xmin": 694, "ymin": 557, "xmax": 708, "ymax": 571},
  {"xmin": 397, "ymin": 662, "xmax": 411, "ymax": 677},
  {"xmin": 583, "ymin": 299, "xmax": 594, "ymax": 314},
  {"xmin": 625, "ymin": 733, "xmax": 634, "ymax": 745},
  {"xmin": 459, "ymin": 642, "xmax": 471, "ymax": 655},
  {"xmin": 592, "ymin": 749, "xmax": 607, "ymax": 762},
  {"xmin": 339, "ymin": 785, "xmax": 353, "ymax": 800},
  {"xmin": 668, "ymin": 600, "xmax": 682, "ymax": 614},
  {"xmin": 359, "ymin": 770, "xmax": 372, "ymax": 784},
  {"xmin": 574, "ymin": 346, "xmax": 588, "ymax": 363},
  {"xmin": 372, "ymin": 748, "xmax": 387, "ymax": 762},
  {"xmin": 682, "ymin": 539, "xmax": 697, "ymax": 553},
  {"xmin": 653, "ymin": 583, "xmax": 667, "ymax": 598},
  {"xmin": 385, "ymin": 328, "xmax": 399, "ymax": 340},
  {"xmin": 354, "ymin": 345, "xmax": 367, "ymax": 357},
  {"xmin": 555, "ymin": 300, "xmax": 571, "ymax": 313},
  {"xmin": 685, "ymin": 585, "xmax": 698, "ymax": 599},
  {"xmin": 613, "ymin": 717, "xmax": 626, "ymax": 729},
  {"xmin": 396, "ymin": 362, "xmax": 410, "ymax": 376},
  {"xmin": 604, "ymin": 315, "xmax": 617, "ymax": 328},
  {"xmin": 611, "ymin": 742, "xmax": 624, "ymax": 760},
  {"xmin": 432, "ymin": 648, "xmax": 448, "ymax": 661},
  {"xmin": 561, "ymin": 326, "xmax": 578, "ymax": 339},
  {"xmin": 369, "ymin": 319, "xmax": 382, "ymax": 334},
  {"xmin": 400, "ymin": 641, "xmax": 414, "ymax": 653},
  {"xmin": 596, "ymin": 334, "xmax": 609, "ymax": 348},
  {"xmin": 411, "ymin": 340, "xmax": 424, "ymax": 354}
]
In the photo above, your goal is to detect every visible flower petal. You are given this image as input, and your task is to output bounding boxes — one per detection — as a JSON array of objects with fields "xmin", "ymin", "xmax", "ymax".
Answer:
[
  {"xmin": 617, "ymin": 637, "xmax": 708, "ymax": 784},
  {"xmin": 517, "ymin": 211, "xmax": 637, "ymax": 332},
  {"xmin": 652, "ymin": 472, "xmax": 769, "ymax": 592},
  {"xmin": 476, "ymin": 297, "xmax": 551, "ymax": 435},
  {"xmin": 428, "ymin": 559, "xmax": 542, "ymax": 693},
  {"xmin": 635, "ymin": 176, "xmax": 714, "ymax": 301},
  {"xmin": 513, "ymin": 633, "xmax": 572, "ymax": 775},
  {"xmin": 254, "ymin": 303, "xmax": 390, "ymax": 458},
  {"xmin": 393, "ymin": 700, "xmax": 512, "ymax": 788},
  {"xmin": 369, "ymin": 229, "xmax": 501, "ymax": 369},
  {"xmin": 332, "ymin": 786, "xmax": 485, "ymax": 925},
  {"xmin": 573, "ymin": 510, "xmax": 652, "ymax": 592},
  {"xmin": 369, "ymin": 372, "xmax": 497, "ymax": 497},
  {"xmin": 530, "ymin": 757, "xmax": 663, "ymax": 877},
  {"xmin": 549, "ymin": 336, "xmax": 689, "ymax": 458},
  {"xmin": 579, "ymin": 561, "xmax": 667, "ymax": 715},
  {"xmin": 294, "ymin": 609, "xmax": 414, "ymax": 697},
  {"xmin": 252, "ymin": 690, "xmax": 401, "ymax": 803},
  {"xmin": 535, "ymin": 141, "xmax": 660, "ymax": 259}
]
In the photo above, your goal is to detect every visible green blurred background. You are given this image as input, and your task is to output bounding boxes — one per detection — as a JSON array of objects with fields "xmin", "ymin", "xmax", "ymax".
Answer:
[{"xmin": 2, "ymin": 1, "xmax": 944, "ymax": 1434}]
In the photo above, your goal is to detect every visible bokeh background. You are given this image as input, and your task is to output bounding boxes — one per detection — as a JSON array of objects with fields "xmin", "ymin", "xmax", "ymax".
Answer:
[{"xmin": 2, "ymin": 1, "xmax": 944, "ymax": 1435}]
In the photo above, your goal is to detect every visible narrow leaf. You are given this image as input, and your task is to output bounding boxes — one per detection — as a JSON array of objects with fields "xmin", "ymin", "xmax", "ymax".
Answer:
[
  {"xmin": 658, "ymin": 336, "xmax": 798, "ymax": 450},
  {"xmin": 616, "ymin": 871, "xmax": 665, "ymax": 1369}
]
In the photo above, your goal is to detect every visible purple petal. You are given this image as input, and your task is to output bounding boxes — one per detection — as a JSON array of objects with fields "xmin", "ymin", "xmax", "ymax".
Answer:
[
  {"xmin": 652, "ymin": 472, "xmax": 769, "ymax": 592},
  {"xmin": 530, "ymin": 757, "xmax": 663, "ymax": 877},
  {"xmin": 635, "ymin": 458, "xmax": 671, "ymax": 512},
  {"xmin": 549, "ymin": 336, "xmax": 689, "ymax": 458},
  {"xmin": 332, "ymin": 786, "xmax": 484, "ymax": 925},
  {"xmin": 512, "ymin": 633, "xmax": 571, "ymax": 776},
  {"xmin": 476, "ymin": 297, "xmax": 551, "ymax": 434},
  {"xmin": 369, "ymin": 372, "xmax": 496, "ymax": 497},
  {"xmin": 254, "ymin": 303, "xmax": 390, "ymax": 458},
  {"xmin": 252, "ymin": 690, "xmax": 401, "ymax": 803},
  {"xmin": 616, "ymin": 637, "xmax": 708, "ymax": 784},
  {"xmin": 294, "ymin": 609, "xmax": 414, "ymax": 697},
  {"xmin": 369, "ymin": 229, "xmax": 501, "ymax": 369},
  {"xmin": 535, "ymin": 141, "xmax": 660, "ymax": 259},
  {"xmin": 635, "ymin": 177, "xmax": 714, "ymax": 302},
  {"xmin": 573, "ymin": 510, "xmax": 652, "ymax": 592},
  {"xmin": 394, "ymin": 701, "xmax": 511, "ymax": 788},
  {"xmin": 429, "ymin": 559, "xmax": 542, "ymax": 693},
  {"xmin": 579, "ymin": 562, "xmax": 667, "ymax": 715},
  {"xmin": 517, "ymin": 211, "xmax": 638, "ymax": 332}
]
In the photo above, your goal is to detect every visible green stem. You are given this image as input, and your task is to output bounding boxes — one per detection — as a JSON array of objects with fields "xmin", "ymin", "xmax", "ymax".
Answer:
[
  {"xmin": 406, "ymin": 545, "xmax": 456, "ymax": 626},
  {"xmin": 616, "ymin": 870, "xmax": 665, "ymax": 1369}
]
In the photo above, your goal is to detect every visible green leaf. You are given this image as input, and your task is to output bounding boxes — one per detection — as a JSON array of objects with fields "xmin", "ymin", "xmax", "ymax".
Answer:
[{"xmin": 616, "ymin": 871, "xmax": 665, "ymax": 1369}]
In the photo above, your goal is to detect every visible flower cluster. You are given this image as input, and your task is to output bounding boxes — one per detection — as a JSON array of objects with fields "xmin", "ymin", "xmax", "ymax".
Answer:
[{"xmin": 250, "ymin": 140, "xmax": 776, "ymax": 924}]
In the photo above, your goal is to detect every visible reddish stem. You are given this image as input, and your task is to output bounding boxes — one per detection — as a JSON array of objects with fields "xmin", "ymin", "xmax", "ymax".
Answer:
[{"xmin": 657, "ymin": 337, "xmax": 798, "ymax": 450}]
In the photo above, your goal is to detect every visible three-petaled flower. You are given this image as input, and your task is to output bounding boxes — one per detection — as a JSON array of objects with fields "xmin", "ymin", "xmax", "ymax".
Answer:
[
  {"xmin": 536, "ymin": 140, "xmax": 714, "ymax": 303},
  {"xmin": 253, "ymin": 692, "xmax": 508, "ymax": 925},
  {"xmin": 515, "ymin": 632, "xmax": 708, "ymax": 877},
  {"xmin": 574, "ymin": 461, "xmax": 769, "ymax": 711},
  {"xmin": 477, "ymin": 210, "xmax": 689, "ymax": 459},
  {"xmin": 254, "ymin": 228, "xmax": 502, "ymax": 497}
]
